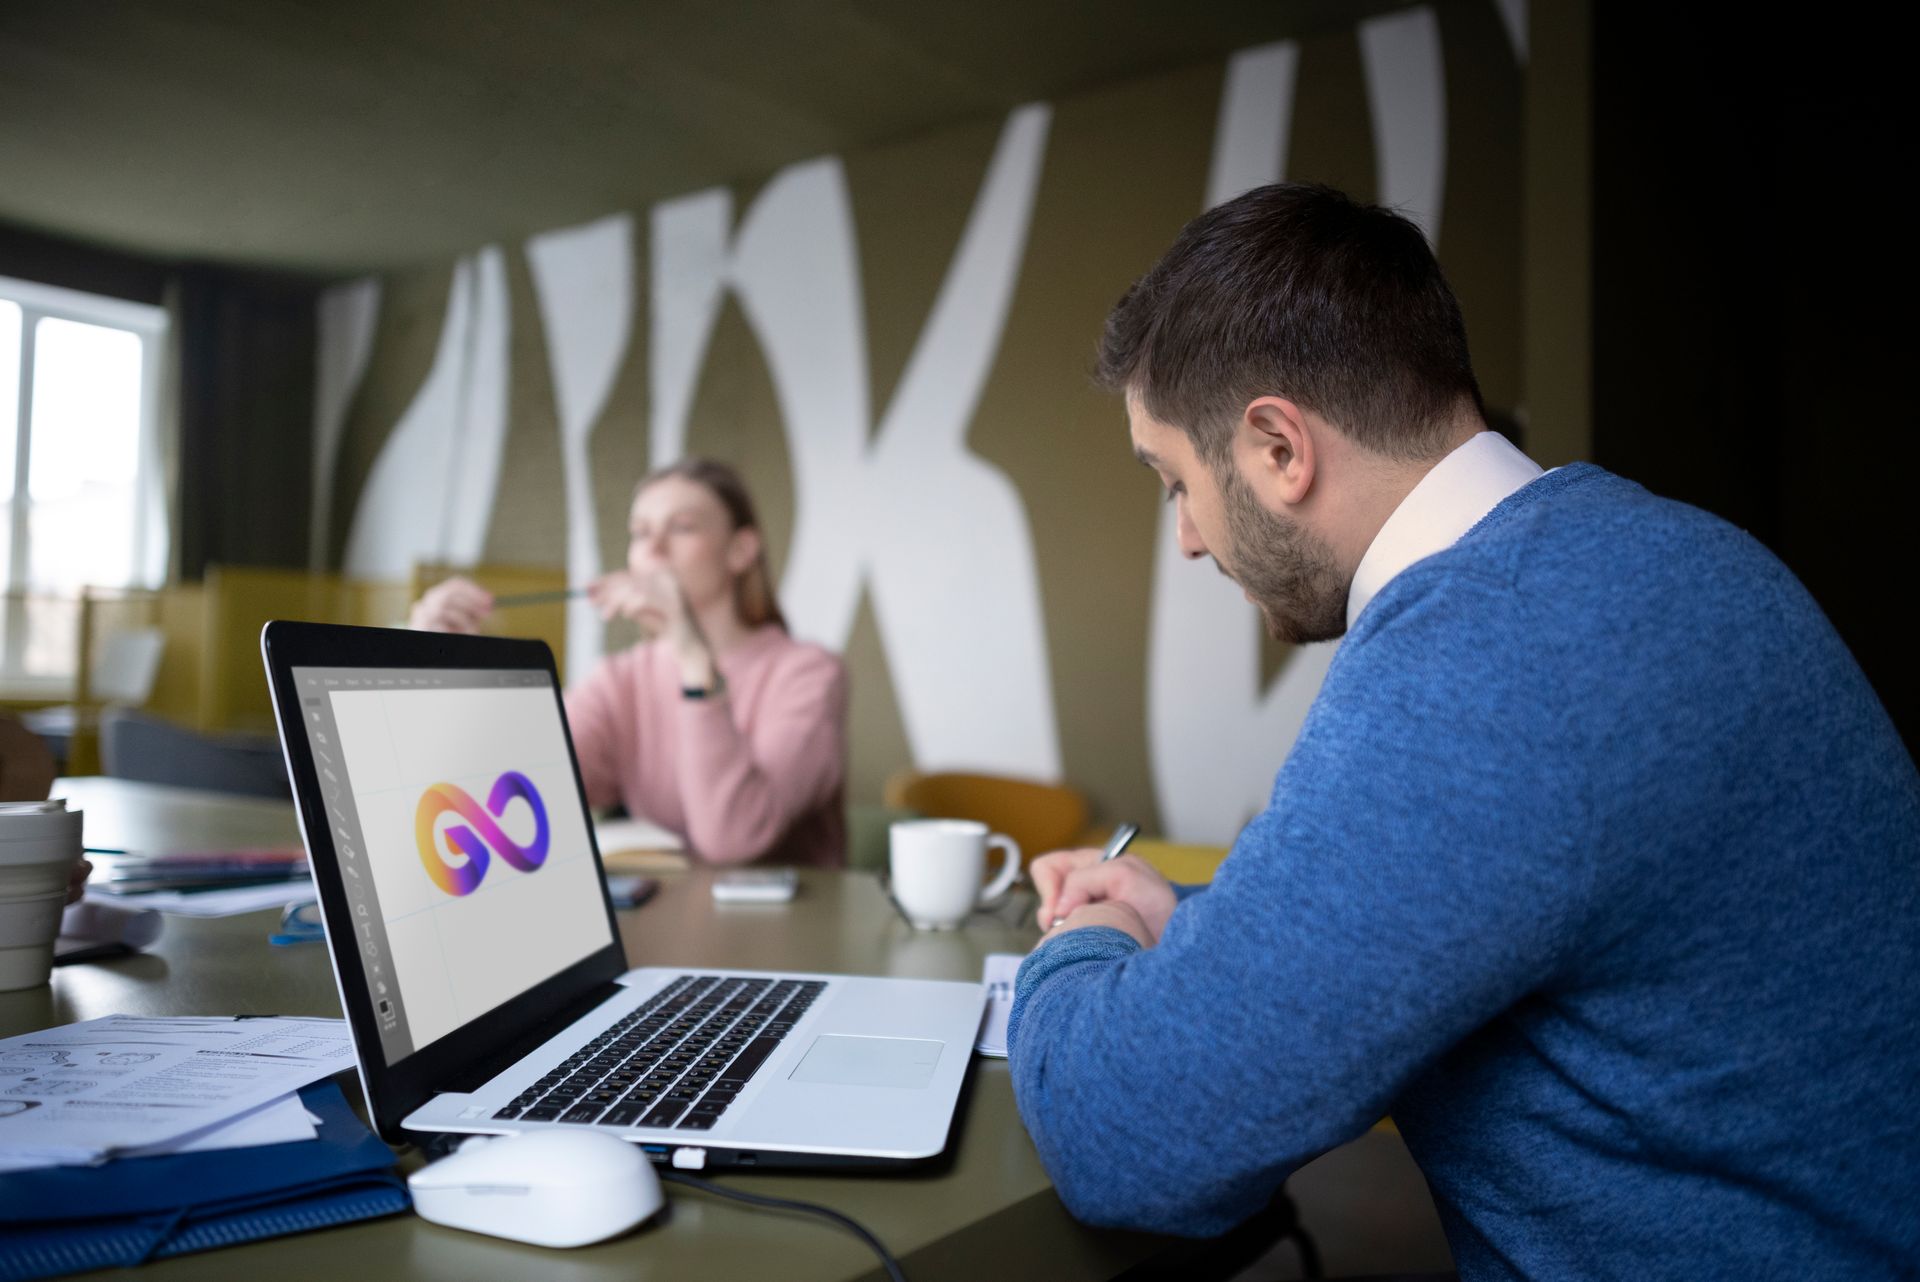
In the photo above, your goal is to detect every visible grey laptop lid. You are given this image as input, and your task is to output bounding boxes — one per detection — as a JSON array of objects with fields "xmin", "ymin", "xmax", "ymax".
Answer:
[{"xmin": 263, "ymin": 621, "xmax": 630, "ymax": 1142}]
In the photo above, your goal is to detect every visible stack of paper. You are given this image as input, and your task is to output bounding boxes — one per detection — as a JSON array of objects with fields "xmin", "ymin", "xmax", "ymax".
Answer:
[
  {"xmin": 88, "ymin": 849, "xmax": 309, "ymax": 894},
  {"xmin": 84, "ymin": 882, "xmax": 316, "ymax": 919},
  {"xmin": 84, "ymin": 849, "xmax": 315, "ymax": 920},
  {"xmin": 0, "ymin": 1015, "xmax": 357, "ymax": 1173},
  {"xmin": 593, "ymin": 816, "xmax": 682, "ymax": 851}
]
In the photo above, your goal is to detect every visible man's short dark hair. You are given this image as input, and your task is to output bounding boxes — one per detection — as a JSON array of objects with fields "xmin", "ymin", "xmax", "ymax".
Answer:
[{"xmin": 1096, "ymin": 183, "xmax": 1484, "ymax": 463}]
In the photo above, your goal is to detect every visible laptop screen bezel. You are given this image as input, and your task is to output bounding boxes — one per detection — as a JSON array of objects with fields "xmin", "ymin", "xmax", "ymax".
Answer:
[{"xmin": 261, "ymin": 619, "xmax": 627, "ymax": 1143}]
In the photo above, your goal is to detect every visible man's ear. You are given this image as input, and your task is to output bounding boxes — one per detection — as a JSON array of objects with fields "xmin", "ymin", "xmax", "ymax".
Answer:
[
  {"xmin": 1237, "ymin": 396, "xmax": 1315, "ymax": 506},
  {"xmin": 726, "ymin": 525, "xmax": 763, "ymax": 576}
]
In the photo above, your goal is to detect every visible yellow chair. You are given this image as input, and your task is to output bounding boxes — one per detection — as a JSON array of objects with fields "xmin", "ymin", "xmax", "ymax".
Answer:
[
  {"xmin": 882, "ymin": 769, "xmax": 1091, "ymax": 870},
  {"xmin": 1127, "ymin": 837, "xmax": 1230, "ymax": 886},
  {"xmin": 138, "ymin": 581, "xmax": 206, "ymax": 731},
  {"xmin": 199, "ymin": 565, "xmax": 410, "ymax": 733}
]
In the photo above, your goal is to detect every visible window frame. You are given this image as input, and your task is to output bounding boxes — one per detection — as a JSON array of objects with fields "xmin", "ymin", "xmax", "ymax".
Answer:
[{"xmin": 0, "ymin": 273, "xmax": 169, "ymax": 686}]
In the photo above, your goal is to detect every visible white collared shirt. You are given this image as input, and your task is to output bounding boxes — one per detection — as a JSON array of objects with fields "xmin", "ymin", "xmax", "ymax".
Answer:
[{"xmin": 1345, "ymin": 431, "xmax": 1545, "ymax": 630}]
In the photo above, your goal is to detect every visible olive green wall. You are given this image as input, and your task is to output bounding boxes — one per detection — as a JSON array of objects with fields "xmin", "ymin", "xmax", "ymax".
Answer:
[{"xmin": 318, "ymin": 2, "xmax": 1533, "ymax": 841}]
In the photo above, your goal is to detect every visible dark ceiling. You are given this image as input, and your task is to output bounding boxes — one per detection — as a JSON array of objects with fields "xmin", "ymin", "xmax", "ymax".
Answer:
[{"xmin": 0, "ymin": 0, "xmax": 1410, "ymax": 278}]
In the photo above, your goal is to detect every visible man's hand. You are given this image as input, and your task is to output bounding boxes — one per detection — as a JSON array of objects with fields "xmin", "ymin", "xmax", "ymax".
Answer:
[
  {"xmin": 1042, "ymin": 898, "xmax": 1153, "ymax": 948},
  {"xmin": 409, "ymin": 576, "xmax": 493, "ymax": 634},
  {"xmin": 1031, "ymin": 848, "xmax": 1177, "ymax": 945}
]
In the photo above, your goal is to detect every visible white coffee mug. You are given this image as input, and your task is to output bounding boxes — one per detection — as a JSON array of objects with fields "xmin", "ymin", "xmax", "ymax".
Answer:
[
  {"xmin": 888, "ymin": 819, "xmax": 1021, "ymax": 930},
  {"xmin": 0, "ymin": 800, "xmax": 85, "ymax": 992}
]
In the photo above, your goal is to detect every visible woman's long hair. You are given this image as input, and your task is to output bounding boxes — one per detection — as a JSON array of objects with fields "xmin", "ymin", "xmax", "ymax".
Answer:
[{"xmin": 637, "ymin": 458, "xmax": 788, "ymax": 632}]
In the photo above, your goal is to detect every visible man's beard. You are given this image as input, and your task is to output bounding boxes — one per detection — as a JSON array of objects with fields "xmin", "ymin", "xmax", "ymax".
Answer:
[{"xmin": 1216, "ymin": 463, "xmax": 1350, "ymax": 645}]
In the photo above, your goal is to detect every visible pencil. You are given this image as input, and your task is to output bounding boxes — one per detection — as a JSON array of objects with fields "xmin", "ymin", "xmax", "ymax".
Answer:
[{"xmin": 489, "ymin": 587, "xmax": 590, "ymax": 607}]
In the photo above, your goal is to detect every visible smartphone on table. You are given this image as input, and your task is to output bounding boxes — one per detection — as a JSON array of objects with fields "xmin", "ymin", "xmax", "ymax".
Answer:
[
  {"xmin": 604, "ymin": 874, "xmax": 659, "ymax": 908},
  {"xmin": 710, "ymin": 868, "xmax": 799, "ymax": 903}
]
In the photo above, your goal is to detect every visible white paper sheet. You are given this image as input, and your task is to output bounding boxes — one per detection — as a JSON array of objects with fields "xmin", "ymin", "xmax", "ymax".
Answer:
[
  {"xmin": 974, "ymin": 952, "xmax": 1024, "ymax": 1058},
  {"xmin": 122, "ymin": 1089, "xmax": 317, "ymax": 1155},
  {"xmin": 0, "ymin": 1090, "xmax": 319, "ymax": 1173},
  {"xmin": 0, "ymin": 1015, "xmax": 354, "ymax": 1166}
]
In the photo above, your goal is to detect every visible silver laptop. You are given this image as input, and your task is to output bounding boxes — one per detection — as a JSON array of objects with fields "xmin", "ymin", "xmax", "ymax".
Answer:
[{"xmin": 261, "ymin": 620, "xmax": 983, "ymax": 1170}]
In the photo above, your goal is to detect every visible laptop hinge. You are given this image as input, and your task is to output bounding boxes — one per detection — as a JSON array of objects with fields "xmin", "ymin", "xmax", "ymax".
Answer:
[{"xmin": 442, "ymin": 979, "xmax": 625, "ymax": 1094}]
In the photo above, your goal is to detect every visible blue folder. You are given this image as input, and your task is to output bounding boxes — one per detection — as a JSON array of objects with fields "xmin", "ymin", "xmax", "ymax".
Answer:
[{"xmin": 0, "ymin": 1080, "xmax": 408, "ymax": 1282}]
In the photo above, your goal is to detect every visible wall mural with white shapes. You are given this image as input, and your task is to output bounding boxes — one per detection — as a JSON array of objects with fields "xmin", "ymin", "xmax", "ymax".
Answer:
[
  {"xmin": 526, "ymin": 213, "xmax": 634, "ymax": 683},
  {"xmin": 311, "ymin": 277, "xmax": 380, "ymax": 574},
  {"xmin": 648, "ymin": 105, "xmax": 1061, "ymax": 780},
  {"xmin": 316, "ymin": 2, "xmax": 1525, "ymax": 842},
  {"xmin": 1359, "ymin": 7, "xmax": 1448, "ymax": 246},
  {"xmin": 341, "ymin": 248, "xmax": 511, "ymax": 581}
]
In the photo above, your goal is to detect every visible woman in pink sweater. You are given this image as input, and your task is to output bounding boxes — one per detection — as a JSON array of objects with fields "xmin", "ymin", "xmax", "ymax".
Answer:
[{"xmin": 410, "ymin": 459, "xmax": 847, "ymax": 867}]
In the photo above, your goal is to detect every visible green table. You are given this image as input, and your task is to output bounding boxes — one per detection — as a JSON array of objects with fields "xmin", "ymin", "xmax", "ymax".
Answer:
[{"xmin": 3, "ymin": 779, "xmax": 1167, "ymax": 1281}]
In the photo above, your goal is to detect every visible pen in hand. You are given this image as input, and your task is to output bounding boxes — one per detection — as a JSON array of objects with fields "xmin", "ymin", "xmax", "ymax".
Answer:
[
  {"xmin": 1048, "ymin": 822, "xmax": 1139, "ymax": 929},
  {"xmin": 489, "ymin": 587, "xmax": 590, "ymax": 608}
]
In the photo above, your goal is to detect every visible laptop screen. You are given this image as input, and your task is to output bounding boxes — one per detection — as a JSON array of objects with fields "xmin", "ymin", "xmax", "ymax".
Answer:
[{"xmin": 290, "ymin": 664, "xmax": 613, "ymax": 1066}]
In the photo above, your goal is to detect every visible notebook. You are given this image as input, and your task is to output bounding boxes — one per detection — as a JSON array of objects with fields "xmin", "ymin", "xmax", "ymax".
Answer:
[{"xmin": 974, "ymin": 952, "xmax": 1023, "ymax": 1058}]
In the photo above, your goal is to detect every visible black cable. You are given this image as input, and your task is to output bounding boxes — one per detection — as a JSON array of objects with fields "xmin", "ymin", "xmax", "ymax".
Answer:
[
  {"xmin": 658, "ymin": 1168, "xmax": 907, "ymax": 1282},
  {"xmin": 1293, "ymin": 1223, "xmax": 1323, "ymax": 1278}
]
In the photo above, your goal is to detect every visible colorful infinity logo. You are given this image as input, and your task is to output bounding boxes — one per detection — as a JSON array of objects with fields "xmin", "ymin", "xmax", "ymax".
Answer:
[{"xmin": 414, "ymin": 771, "xmax": 551, "ymax": 896}]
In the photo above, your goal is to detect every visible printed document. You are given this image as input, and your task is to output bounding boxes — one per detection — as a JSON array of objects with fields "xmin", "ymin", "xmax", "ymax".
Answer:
[{"xmin": 0, "ymin": 1015, "xmax": 354, "ymax": 1167}]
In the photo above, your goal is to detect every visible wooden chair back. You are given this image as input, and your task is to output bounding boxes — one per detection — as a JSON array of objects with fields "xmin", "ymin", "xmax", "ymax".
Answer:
[{"xmin": 881, "ymin": 769, "xmax": 1092, "ymax": 869}]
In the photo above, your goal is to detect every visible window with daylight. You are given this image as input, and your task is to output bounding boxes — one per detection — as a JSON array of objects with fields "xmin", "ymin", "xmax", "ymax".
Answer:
[{"xmin": 0, "ymin": 275, "xmax": 169, "ymax": 688}]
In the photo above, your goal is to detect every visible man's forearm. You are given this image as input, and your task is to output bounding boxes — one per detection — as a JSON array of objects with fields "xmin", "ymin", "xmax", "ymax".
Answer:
[
  {"xmin": 1007, "ymin": 925, "xmax": 1140, "ymax": 1053},
  {"xmin": 1007, "ymin": 924, "xmax": 1279, "ymax": 1236}
]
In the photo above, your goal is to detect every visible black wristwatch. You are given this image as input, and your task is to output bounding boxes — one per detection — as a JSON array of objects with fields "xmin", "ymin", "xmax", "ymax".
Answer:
[{"xmin": 681, "ymin": 672, "xmax": 727, "ymax": 700}]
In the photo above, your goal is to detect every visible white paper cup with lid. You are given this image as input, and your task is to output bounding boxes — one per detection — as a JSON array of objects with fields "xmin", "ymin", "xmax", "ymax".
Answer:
[{"xmin": 0, "ymin": 800, "xmax": 85, "ymax": 991}]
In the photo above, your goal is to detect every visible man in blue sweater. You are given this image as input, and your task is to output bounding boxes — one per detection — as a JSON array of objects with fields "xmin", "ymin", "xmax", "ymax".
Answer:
[{"xmin": 1009, "ymin": 183, "xmax": 1919, "ymax": 1279}]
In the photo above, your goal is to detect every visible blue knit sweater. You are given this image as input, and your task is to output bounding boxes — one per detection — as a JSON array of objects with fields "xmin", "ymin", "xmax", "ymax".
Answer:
[{"xmin": 1008, "ymin": 464, "xmax": 1920, "ymax": 1279}]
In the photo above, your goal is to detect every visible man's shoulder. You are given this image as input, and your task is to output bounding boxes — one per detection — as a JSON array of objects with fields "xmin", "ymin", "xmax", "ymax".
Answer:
[
  {"xmin": 1468, "ymin": 463, "xmax": 1740, "ymax": 557},
  {"xmin": 1334, "ymin": 462, "xmax": 1832, "ymax": 722},
  {"xmin": 1386, "ymin": 463, "xmax": 1792, "ymax": 623}
]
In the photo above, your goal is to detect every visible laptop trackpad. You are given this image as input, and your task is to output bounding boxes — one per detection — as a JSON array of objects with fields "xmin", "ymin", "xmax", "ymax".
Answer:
[{"xmin": 789, "ymin": 1035, "xmax": 942, "ymax": 1089}]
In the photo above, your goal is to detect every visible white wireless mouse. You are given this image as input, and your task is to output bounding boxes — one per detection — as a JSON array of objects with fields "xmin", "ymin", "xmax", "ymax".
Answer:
[{"xmin": 408, "ymin": 1129, "xmax": 664, "ymax": 1248}]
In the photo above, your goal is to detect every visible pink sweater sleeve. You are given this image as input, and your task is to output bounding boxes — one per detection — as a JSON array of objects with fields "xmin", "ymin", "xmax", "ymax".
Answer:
[
  {"xmin": 563, "ymin": 658, "xmax": 629, "ymax": 812},
  {"xmin": 675, "ymin": 648, "xmax": 848, "ymax": 864}
]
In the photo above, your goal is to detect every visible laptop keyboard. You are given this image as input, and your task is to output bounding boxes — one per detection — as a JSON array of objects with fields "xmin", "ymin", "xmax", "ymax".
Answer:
[{"xmin": 491, "ymin": 975, "xmax": 825, "ymax": 1132}]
